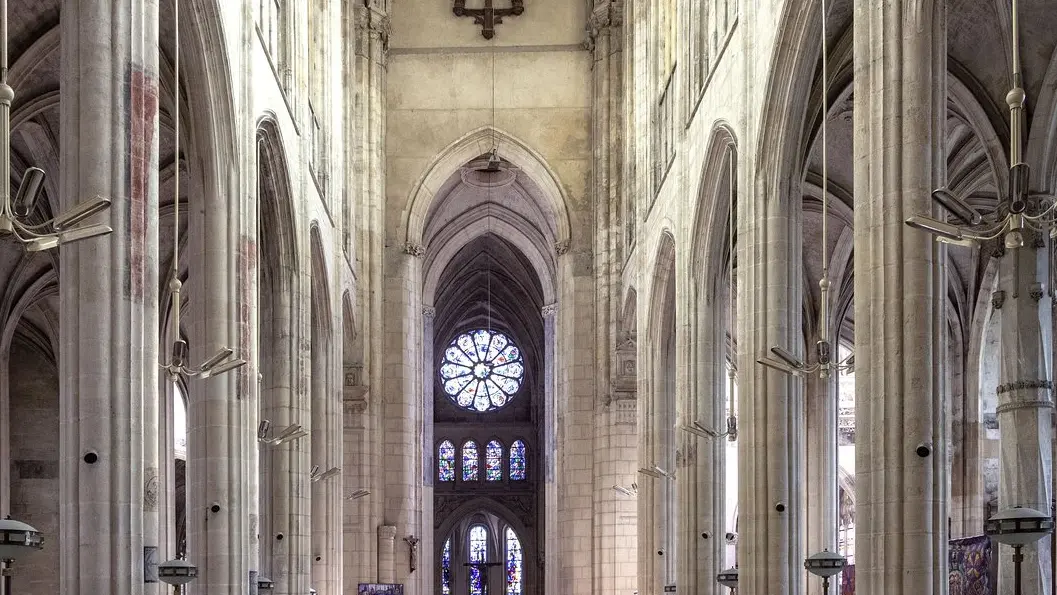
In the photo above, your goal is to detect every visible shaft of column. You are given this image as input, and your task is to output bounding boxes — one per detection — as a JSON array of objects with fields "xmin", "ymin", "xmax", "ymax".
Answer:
[
  {"xmin": 804, "ymin": 373, "xmax": 837, "ymax": 595},
  {"xmin": 851, "ymin": 2, "xmax": 948, "ymax": 594},
  {"xmin": 58, "ymin": 0, "xmax": 159, "ymax": 592},
  {"xmin": 996, "ymin": 240, "xmax": 1054, "ymax": 595},
  {"xmin": 738, "ymin": 182, "xmax": 801, "ymax": 594},
  {"xmin": 378, "ymin": 525, "xmax": 397, "ymax": 583},
  {"xmin": 184, "ymin": 99, "xmax": 254, "ymax": 595}
]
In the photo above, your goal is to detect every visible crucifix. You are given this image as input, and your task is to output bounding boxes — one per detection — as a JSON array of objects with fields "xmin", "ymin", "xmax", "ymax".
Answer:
[
  {"xmin": 403, "ymin": 535, "xmax": 420, "ymax": 573},
  {"xmin": 453, "ymin": 0, "xmax": 525, "ymax": 39}
]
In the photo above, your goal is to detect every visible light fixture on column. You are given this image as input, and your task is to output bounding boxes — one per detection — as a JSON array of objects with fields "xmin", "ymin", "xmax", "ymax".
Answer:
[
  {"xmin": 637, "ymin": 465, "xmax": 674, "ymax": 480},
  {"xmin": 612, "ymin": 483, "xmax": 638, "ymax": 497},
  {"xmin": 257, "ymin": 576, "xmax": 274, "ymax": 590},
  {"xmin": 158, "ymin": 557, "xmax": 198, "ymax": 588},
  {"xmin": 345, "ymin": 489, "xmax": 371, "ymax": 501},
  {"xmin": 985, "ymin": 506, "xmax": 1054, "ymax": 595},
  {"xmin": 905, "ymin": 0, "xmax": 1056, "ymax": 246},
  {"xmin": 804, "ymin": 548, "xmax": 847, "ymax": 595},
  {"xmin": 0, "ymin": 516, "xmax": 43, "ymax": 595},
  {"xmin": 716, "ymin": 566, "xmax": 738, "ymax": 593},
  {"xmin": 0, "ymin": 0, "xmax": 112, "ymax": 251},
  {"xmin": 159, "ymin": 0, "xmax": 245, "ymax": 385},
  {"xmin": 257, "ymin": 420, "xmax": 309, "ymax": 446},
  {"xmin": 309, "ymin": 465, "xmax": 341, "ymax": 482},
  {"xmin": 757, "ymin": 0, "xmax": 854, "ymax": 382}
]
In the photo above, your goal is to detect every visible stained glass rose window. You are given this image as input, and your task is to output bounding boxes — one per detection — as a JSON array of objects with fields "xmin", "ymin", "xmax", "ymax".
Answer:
[{"xmin": 440, "ymin": 329, "xmax": 524, "ymax": 412}]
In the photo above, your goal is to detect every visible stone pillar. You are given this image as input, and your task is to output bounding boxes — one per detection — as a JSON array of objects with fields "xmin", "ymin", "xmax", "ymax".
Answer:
[
  {"xmin": 58, "ymin": 0, "xmax": 159, "ymax": 592},
  {"xmin": 737, "ymin": 182, "xmax": 802, "ymax": 595},
  {"xmin": 995, "ymin": 237, "xmax": 1054, "ymax": 594},
  {"xmin": 852, "ymin": 1, "xmax": 948, "ymax": 593},
  {"xmin": 542, "ymin": 303, "xmax": 558, "ymax": 595},
  {"xmin": 587, "ymin": 2, "xmax": 631, "ymax": 595},
  {"xmin": 803, "ymin": 372, "xmax": 836, "ymax": 595},
  {"xmin": 378, "ymin": 524, "xmax": 397, "ymax": 584},
  {"xmin": 350, "ymin": 2, "xmax": 389, "ymax": 589}
]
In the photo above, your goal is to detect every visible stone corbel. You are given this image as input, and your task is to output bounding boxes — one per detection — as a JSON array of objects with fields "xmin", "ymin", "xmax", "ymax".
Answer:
[
  {"xmin": 992, "ymin": 290, "xmax": 1006, "ymax": 310},
  {"xmin": 403, "ymin": 242, "xmax": 426, "ymax": 257},
  {"xmin": 554, "ymin": 240, "xmax": 570, "ymax": 256},
  {"xmin": 344, "ymin": 364, "xmax": 369, "ymax": 415},
  {"xmin": 541, "ymin": 303, "xmax": 558, "ymax": 318},
  {"xmin": 423, "ymin": 306, "xmax": 436, "ymax": 320}
]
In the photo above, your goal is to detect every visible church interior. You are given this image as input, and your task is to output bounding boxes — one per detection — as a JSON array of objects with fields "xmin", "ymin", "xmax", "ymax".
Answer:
[{"xmin": 0, "ymin": 0, "xmax": 1055, "ymax": 594}]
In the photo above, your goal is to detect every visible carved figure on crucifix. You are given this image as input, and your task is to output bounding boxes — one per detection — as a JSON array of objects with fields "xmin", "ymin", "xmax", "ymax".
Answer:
[
  {"xmin": 404, "ymin": 535, "xmax": 420, "ymax": 572},
  {"xmin": 453, "ymin": 0, "xmax": 525, "ymax": 39}
]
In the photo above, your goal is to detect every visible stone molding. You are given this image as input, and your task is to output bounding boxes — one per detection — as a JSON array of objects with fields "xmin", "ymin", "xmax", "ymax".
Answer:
[
  {"xmin": 554, "ymin": 239, "xmax": 570, "ymax": 256},
  {"xmin": 584, "ymin": 1, "xmax": 624, "ymax": 52},
  {"xmin": 996, "ymin": 399, "xmax": 1056, "ymax": 414},
  {"xmin": 541, "ymin": 304, "xmax": 558, "ymax": 317},
  {"xmin": 423, "ymin": 306, "xmax": 436, "ymax": 320},
  {"xmin": 996, "ymin": 379, "xmax": 1053, "ymax": 394}
]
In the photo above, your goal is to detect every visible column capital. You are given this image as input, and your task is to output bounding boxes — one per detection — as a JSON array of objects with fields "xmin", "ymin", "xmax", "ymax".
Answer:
[
  {"xmin": 542, "ymin": 303, "xmax": 558, "ymax": 318},
  {"xmin": 403, "ymin": 242, "xmax": 426, "ymax": 257},
  {"xmin": 423, "ymin": 306, "xmax": 436, "ymax": 320}
]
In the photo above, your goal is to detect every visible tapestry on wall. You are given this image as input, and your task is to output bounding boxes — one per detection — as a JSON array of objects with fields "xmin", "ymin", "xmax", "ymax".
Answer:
[
  {"xmin": 358, "ymin": 584, "xmax": 404, "ymax": 595},
  {"xmin": 841, "ymin": 565, "xmax": 854, "ymax": 595},
  {"xmin": 949, "ymin": 535, "xmax": 993, "ymax": 595}
]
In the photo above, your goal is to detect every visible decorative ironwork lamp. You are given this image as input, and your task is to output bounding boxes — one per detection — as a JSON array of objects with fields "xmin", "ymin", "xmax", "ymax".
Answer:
[
  {"xmin": 0, "ymin": 517, "xmax": 43, "ymax": 595},
  {"xmin": 716, "ymin": 566, "xmax": 738, "ymax": 593},
  {"xmin": 804, "ymin": 548, "xmax": 847, "ymax": 595},
  {"xmin": 985, "ymin": 506, "xmax": 1054, "ymax": 595}
]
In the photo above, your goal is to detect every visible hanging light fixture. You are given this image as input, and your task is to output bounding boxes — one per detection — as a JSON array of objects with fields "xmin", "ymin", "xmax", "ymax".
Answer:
[
  {"xmin": 159, "ymin": 0, "xmax": 245, "ymax": 383},
  {"xmin": 0, "ymin": 0, "xmax": 112, "ymax": 251},
  {"xmin": 804, "ymin": 548, "xmax": 847, "ymax": 595},
  {"xmin": 905, "ymin": 0, "xmax": 1056, "ymax": 246},
  {"xmin": 757, "ymin": 0, "xmax": 853, "ymax": 380}
]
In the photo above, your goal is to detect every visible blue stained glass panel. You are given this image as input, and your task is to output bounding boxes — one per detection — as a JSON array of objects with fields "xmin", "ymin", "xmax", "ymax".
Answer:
[
  {"xmin": 486, "ymin": 440, "xmax": 503, "ymax": 481},
  {"xmin": 441, "ymin": 537, "xmax": 452, "ymax": 595},
  {"xmin": 505, "ymin": 528, "xmax": 523, "ymax": 595},
  {"xmin": 438, "ymin": 441, "xmax": 455, "ymax": 482},
  {"xmin": 469, "ymin": 525, "xmax": 488, "ymax": 595},
  {"xmin": 462, "ymin": 441, "xmax": 479, "ymax": 481},
  {"xmin": 510, "ymin": 440, "xmax": 526, "ymax": 481}
]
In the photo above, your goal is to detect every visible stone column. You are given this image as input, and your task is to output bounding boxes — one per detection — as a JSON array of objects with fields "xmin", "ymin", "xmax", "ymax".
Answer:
[
  {"xmin": 995, "ymin": 237, "xmax": 1054, "ymax": 593},
  {"xmin": 803, "ymin": 372, "xmax": 836, "ymax": 595},
  {"xmin": 351, "ymin": 2, "xmax": 389, "ymax": 588},
  {"xmin": 587, "ymin": 2, "xmax": 632, "ymax": 594},
  {"xmin": 58, "ymin": 0, "xmax": 159, "ymax": 592},
  {"xmin": 737, "ymin": 180, "xmax": 802, "ymax": 595},
  {"xmin": 542, "ymin": 303, "xmax": 558, "ymax": 595},
  {"xmin": 852, "ymin": 1, "xmax": 948, "ymax": 593},
  {"xmin": 378, "ymin": 525, "xmax": 397, "ymax": 584}
]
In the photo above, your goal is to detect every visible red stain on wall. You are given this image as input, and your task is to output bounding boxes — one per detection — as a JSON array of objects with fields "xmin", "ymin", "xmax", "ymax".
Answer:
[
  {"xmin": 129, "ymin": 67, "xmax": 158, "ymax": 303},
  {"xmin": 237, "ymin": 235, "xmax": 259, "ymax": 397}
]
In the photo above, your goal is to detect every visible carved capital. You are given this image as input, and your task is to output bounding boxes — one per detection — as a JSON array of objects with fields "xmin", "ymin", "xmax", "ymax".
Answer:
[
  {"xmin": 356, "ymin": 4, "xmax": 391, "ymax": 55},
  {"xmin": 403, "ymin": 242, "xmax": 426, "ymax": 257},
  {"xmin": 555, "ymin": 239, "xmax": 570, "ymax": 256},
  {"xmin": 423, "ymin": 306, "xmax": 436, "ymax": 320},
  {"xmin": 542, "ymin": 303, "xmax": 558, "ymax": 318},
  {"xmin": 378, "ymin": 525, "xmax": 398, "ymax": 540}
]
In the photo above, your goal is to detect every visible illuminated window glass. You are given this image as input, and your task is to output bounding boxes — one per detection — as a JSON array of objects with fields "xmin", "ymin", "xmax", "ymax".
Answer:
[
  {"xmin": 469, "ymin": 525, "xmax": 488, "ymax": 595},
  {"xmin": 439, "ymin": 329, "xmax": 524, "ymax": 412},
  {"xmin": 486, "ymin": 440, "xmax": 503, "ymax": 481},
  {"xmin": 441, "ymin": 537, "xmax": 452, "ymax": 595},
  {"xmin": 462, "ymin": 441, "xmax": 479, "ymax": 481},
  {"xmin": 439, "ymin": 440, "xmax": 456, "ymax": 482},
  {"xmin": 505, "ymin": 527, "xmax": 523, "ymax": 595},
  {"xmin": 509, "ymin": 440, "xmax": 526, "ymax": 481}
]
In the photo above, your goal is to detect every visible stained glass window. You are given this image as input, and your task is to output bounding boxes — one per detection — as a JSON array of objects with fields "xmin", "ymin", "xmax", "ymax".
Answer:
[
  {"xmin": 439, "ymin": 329, "xmax": 525, "ymax": 412},
  {"xmin": 486, "ymin": 440, "xmax": 503, "ymax": 481},
  {"xmin": 438, "ymin": 440, "xmax": 455, "ymax": 482},
  {"xmin": 462, "ymin": 441, "xmax": 479, "ymax": 481},
  {"xmin": 441, "ymin": 537, "xmax": 452, "ymax": 595},
  {"xmin": 505, "ymin": 527, "xmax": 523, "ymax": 595},
  {"xmin": 509, "ymin": 440, "xmax": 526, "ymax": 481},
  {"xmin": 469, "ymin": 525, "xmax": 488, "ymax": 595}
]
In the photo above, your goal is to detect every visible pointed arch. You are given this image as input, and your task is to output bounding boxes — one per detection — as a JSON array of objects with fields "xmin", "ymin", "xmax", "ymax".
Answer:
[
  {"xmin": 402, "ymin": 126, "xmax": 572, "ymax": 251},
  {"xmin": 690, "ymin": 123, "xmax": 738, "ymax": 296},
  {"xmin": 256, "ymin": 116, "xmax": 300, "ymax": 287}
]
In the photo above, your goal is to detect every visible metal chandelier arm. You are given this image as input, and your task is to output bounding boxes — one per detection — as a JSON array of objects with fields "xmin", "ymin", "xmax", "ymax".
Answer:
[{"xmin": 0, "ymin": 0, "xmax": 114, "ymax": 251}]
